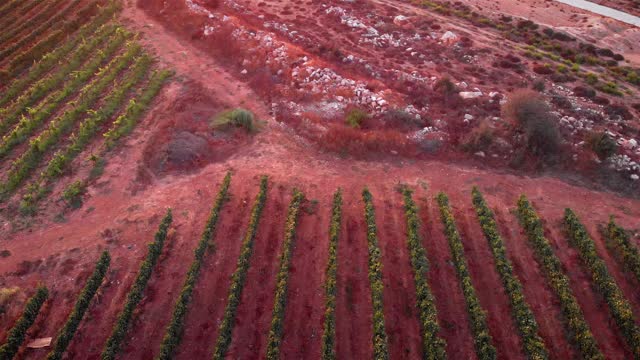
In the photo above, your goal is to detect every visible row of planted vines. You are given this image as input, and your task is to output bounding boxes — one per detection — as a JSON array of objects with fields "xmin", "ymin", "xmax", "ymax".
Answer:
[
  {"xmin": 606, "ymin": 218, "xmax": 640, "ymax": 283},
  {"xmin": 3, "ymin": 183, "xmax": 640, "ymax": 358},
  {"xmin": 157, "ymin": 173, "xmax": 232, "ymax": 359},
  {"xmin": 516, "ymin": 196, "xmax": 604, "ymax": 359},
  {"xmin": 471, "ymin": 188, "xmax": 548, "ymax": 359},
  {"xmin": 100, "ymin": 209, "xmax": 173, "ymax": 360},
  {"xmin": 563, "ymin": 209, "xmax": 640, "ymax": 357},
  {"xmin": 0, "ymin": 0, "xmax": 171, "ymax": 216},
  {"xmin": 321, "ymin": 190, "xmax": 342, "ymax": 360},
  {"xmin": 436, "ymin": 192, "xmax": 497, "ymax": 360},
  {"xmin": 401, "ymin": 187, "xmax": 447, "ymax": 359},
  {"xmin": 265, "ymin": 189, "xmax": 305, "ymax": 359},
  {"xmin": 211, "ymin": 176, "xmax": 269, "ymax": 360},
  {"xmin": 361, "ymin": 188, "xmax": 390, "ymax": 360}
]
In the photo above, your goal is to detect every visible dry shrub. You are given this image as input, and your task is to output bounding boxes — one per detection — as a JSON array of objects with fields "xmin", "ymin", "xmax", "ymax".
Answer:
[
  {"xmin": 586, "ymin": 131, "xmax": 617, "ymax": 159},
  {"xmin": 433, "ymin": 77, "xmax": 462, "ymax": 106},
  {"xmin": 320, "ymin": 125, "xmax": 410, "ymax": 156},
  {"xmin": 503, "ymin": 90, "xmax": 561, "ymax": 157},
  {"xmin": 462, "ymin": 119, "xmax": 495, "ymax": 152},
  {"xmin": 381, "ymin": 109, "xmax": 423, "ymax": 131}
]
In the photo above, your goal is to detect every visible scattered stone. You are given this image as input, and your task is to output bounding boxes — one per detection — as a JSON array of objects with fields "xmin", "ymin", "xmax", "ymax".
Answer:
[
  {"xmin": 631, "ymin": 174, "xmax": 639, "ymax": 181},
  {"xmin": 393, "ymin": 15, "xmax": 409, "ymax": 25},
  {"xmin": 474, "ymin": 151, "xmax": 485, "ymax": 157},
  {"xmin": 441, "ymin": 31, "xmax": 458, "ymax": 44},
  {"xmin": 460, "ymin": 91, "xmax": 482, "ymax": 99}
]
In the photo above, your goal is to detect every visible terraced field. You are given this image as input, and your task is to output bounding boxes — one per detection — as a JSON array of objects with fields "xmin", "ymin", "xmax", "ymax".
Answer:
[{"xmin": 1, "ymin": 0, "xmax": 640, "ymax": 359}]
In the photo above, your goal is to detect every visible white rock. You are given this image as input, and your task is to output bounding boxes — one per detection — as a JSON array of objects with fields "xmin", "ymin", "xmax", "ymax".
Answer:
[
  {"xmin": 441, "ymin": 31, "xmax": 458, "ymax": 43},
  {"xmin": 240, "ymin": 69, "xmax": 248, "ymax": 75},
  {"xmin": 460, "ymin": 91, "xmax": 482, "ymax": 99},
  {"xmin": 474, "ymin": 151, "xmax": 485, "ymax": 157},
  {"xmin": 393, "ymin": 15, "xmax": 409, "ymax": 25},
  {"xmin": 631, "ymin": 174, "xmax": 639, "ymax": 181},
  {"xmin": 464, "ymin": 114, "xmax": 474, "ymax": 120}
]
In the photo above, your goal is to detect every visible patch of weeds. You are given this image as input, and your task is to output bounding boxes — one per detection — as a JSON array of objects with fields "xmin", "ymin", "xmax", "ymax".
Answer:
[
  {"xmin": 345, "ymin": 108, "xmax": 369, "ymax": 128},
  {"xmin": 62, "ymin": 180, "xmax": 87, "ymax": 210}
]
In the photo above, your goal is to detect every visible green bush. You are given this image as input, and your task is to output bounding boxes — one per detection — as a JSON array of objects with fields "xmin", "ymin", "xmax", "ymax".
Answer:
[
  {"xmin": 437, "ymin": 192, "xmax": 496, "ymax": 360},
  {"xmin": 62, "ymin": 180, "xmax": 87, "ymax": 209},
  {"xmin": 345, "ymin": 108, "xmax": 369, "ymax": 128},
  {"xmin": 516, "ymin": 196, "xmax": 603, "ymax": 359},
  {"xmin": 362, "ymin": 188, "xmax": 390, "ymax": 360},
  {"xmin": 157, "ymin": 173, "xmax": 232, "ymax": 359},
  {"xmin": 212, "ymin": 108, "xmax": 257, "ymax": 132},
  {"xmin": 101, "ymin": 209, "xmax": 173, "ymax": 360},
  {"xmin": 472, "ymin": 188, "xmax": 548, "ymax": 359},
  {"xmin": 402, "ymin": 187, "xmax": 447, "ymax": 360},
  {"xmin": 47, "ymin": 251, "xmax": 111, "ymax": 360},
  {"xmin": 266, "ymin": 189, "xmax": 305, "ymax": 359},
  {"xmin": 0, "ymin": 286, "xmax": 49, "ymax": 359},
  {"xmin": 212, "ymin": 176, "xmax": 268, "ymax": 360},
  {"xmin": 321, "ymin": 190, "xmax": 342, "ymax": 360},
  {"xmin": 564, "ymin": 209, "xmax": 640, "ymax": 357}
]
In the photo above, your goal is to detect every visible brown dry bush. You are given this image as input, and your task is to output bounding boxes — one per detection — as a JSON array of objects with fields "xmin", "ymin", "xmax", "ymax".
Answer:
[{"xmin": 503, "ymin": 90, "xmax": 561, "ymax": 157}]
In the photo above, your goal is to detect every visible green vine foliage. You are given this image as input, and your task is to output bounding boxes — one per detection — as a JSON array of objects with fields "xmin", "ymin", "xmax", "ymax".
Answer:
[
  {"xmin": 157, "ymin": 172, "xmax": 232, "ymax": 360},
  {"xmin": 516, "ymin": 196, "xmax": 603, "ymax": 359},
  {"xmin": 362, "ymin": 188, "xmax": 390, "ymax": 360},
  {"xmin": 0, "ymin": 1, "xmax": 120, "ymax": 108},
  {"xmin": 212, "ymin": 176, "xmax": 269, "ymax": 360},
  {"xmin": 46, "ymin": 251, "xmax": 111, "ymax": 360},
  {"xmin": 436, "ymin": 192, "xmax": 496, "ymax": 360},
  {"xmin": 606, "ymin": 218, "xmax": 640, "ymax": 284},
  {"xmin": 0, "ymin": 25, "xmax": 124, "ymax": 138},
  {"xmin": 321, "ymin": 189, "xmax": 342, "ymax": 360},
  {"xmin": 402, "ymin": 187, "xmax": 447, "ymax": 360},
  {"xmin": 101, "ymin": 209, "xmax": 173, "ymax": 360},
  {"xmin": 0, "ymin": 286, "xmax": 49, "ymax": 360},
  {"xmin": 564, "ymin": 209, "xmax": 640, "ymax": 358},
  {"xmin": 19, "ymin": 54, "xmax": 154, "ymax": 214},
  {"xmin": 1, "ymin": 40, "xmax": 140, "ymax": 196},
  {"xmin": 471, "ymin": 188, "xmax": 547, "ymax": 359},
  {"xmin": 265, "ymin": 189, "xmax": 305, "ymax": 359}
]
